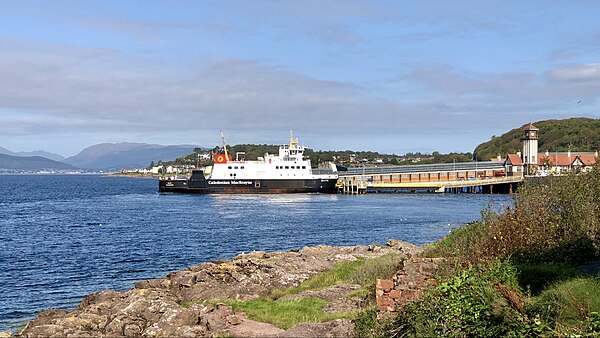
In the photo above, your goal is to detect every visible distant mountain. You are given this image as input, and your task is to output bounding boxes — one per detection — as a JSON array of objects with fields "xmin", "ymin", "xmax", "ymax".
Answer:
[
  {"xmin": 64, "ymin": 142, "xmax": 197, "ymax": 170},
  {"xmin": 474, "ymin": 117, "xmax": 600, "ymax": 160},
  {"xmin": 0, "ymin": 146, "xmax": 13, "ymax": 155},
  {"xmin": 0, "ymin": 153, "xmax": 76, "ymax": 170},
  {"xmin": 0, "ymin": 146, "xmax": 65, "ymax": 162}
]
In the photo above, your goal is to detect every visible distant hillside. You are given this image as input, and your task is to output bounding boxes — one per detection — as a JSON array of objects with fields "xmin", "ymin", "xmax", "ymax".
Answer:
[
  {"xmin": 64, "ymin": 143, "xmax": 197, "ymax": 170},
  {"xmin": 474, "ymin": 118, "xmax": 600, "ymax": 161},
  {"xmin": 0, "ymin": 146, "xmax": 65, "ymax": 162},
  {"xmin": 0, "ymin": 153, "xmax": 76, "ymax": 170},
  {"xmin": 165, "ymin": 143, "xmax": 473, "ymax": 168}
]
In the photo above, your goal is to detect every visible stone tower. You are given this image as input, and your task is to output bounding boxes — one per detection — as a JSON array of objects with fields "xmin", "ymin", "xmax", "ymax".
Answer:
[{"xmin": 521, "ymin": 123, "xmax": 539, "ymax": 174}]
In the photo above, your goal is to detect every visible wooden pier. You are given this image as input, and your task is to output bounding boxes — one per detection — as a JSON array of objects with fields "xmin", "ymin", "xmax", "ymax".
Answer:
[
  {"xmin": 337, "ymin": 161, "xmax": 523, "ymax": 194},
  {"xmin": 337, "ymin": 179, "xmax": 367, "ymax": 194}
]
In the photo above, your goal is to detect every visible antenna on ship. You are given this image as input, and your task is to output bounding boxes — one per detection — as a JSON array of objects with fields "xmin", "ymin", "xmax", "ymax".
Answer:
[
  {"xmin": 221, "ymin": 130, "xmax": 230, "ymax": 163},
  {"xmin": 289, "ymin": 129, "xmax": 299, "ymax": 150}
]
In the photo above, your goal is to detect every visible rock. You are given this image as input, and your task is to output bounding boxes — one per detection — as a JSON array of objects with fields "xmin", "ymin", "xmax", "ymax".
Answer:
[
  {"xmin": 280, "ymin": 319, "xmax": 355, "ymax": 337},
  {"xmin": 0, "ymin": 332, "xmax": 12, "ymax": 338},
  {"xmin": 20, "ymin": 241, "xmax": 410, "ymax": 337},
  {"xmin": 24, "ymin": 309, "xmax": 68, "ymax": 327},
  {"xmin": 386, "ymin": 239, "xmax": 422, "ymax": 255},
  {"xmin": 133, "ymin": 278, "xmax": 162, "ymax": 289},
  {"xmin": 226, "ymin": 315, "xmax": 285, "ymax": 337}
]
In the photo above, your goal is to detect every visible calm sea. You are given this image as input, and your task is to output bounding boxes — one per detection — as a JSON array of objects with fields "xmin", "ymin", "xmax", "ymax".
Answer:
[{"xmin": 0, "ymin": 174, "xmax": 512, "ymax": 332}]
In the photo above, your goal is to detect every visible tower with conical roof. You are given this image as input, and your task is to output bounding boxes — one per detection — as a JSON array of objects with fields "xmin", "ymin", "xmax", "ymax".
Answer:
[{"xmin": 522, "ymin": 123, "xmax": 539, "ymax": 174}]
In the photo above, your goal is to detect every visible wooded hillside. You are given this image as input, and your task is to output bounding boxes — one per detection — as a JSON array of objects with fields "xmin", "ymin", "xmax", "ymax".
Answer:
[{"xmin": 474, "ymin": 117, "xmax": 600, "ymax": 161}]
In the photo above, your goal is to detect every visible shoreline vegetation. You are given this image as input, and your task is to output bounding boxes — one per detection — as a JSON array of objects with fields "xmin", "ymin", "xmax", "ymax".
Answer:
[{"xmin": 10, "ymin": 165, "xmax": 600, "ymax": 337}]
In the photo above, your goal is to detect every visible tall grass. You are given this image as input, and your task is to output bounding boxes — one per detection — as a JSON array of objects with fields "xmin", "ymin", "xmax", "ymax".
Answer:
[{"xmin": 530, "ymin": 277, "xmax": 600, "ymax": 335}]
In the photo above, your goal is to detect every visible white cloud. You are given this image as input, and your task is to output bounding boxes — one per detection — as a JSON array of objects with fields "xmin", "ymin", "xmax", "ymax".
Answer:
[{"xmin": 547, "ymin": 64, "xmax": 600, "ymax": 82}]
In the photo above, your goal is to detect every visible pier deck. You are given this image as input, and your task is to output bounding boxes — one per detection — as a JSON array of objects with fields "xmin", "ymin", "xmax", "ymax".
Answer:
[{"xmin": 337, "ymin": 161, "xmax": 523, "ymax": 193}]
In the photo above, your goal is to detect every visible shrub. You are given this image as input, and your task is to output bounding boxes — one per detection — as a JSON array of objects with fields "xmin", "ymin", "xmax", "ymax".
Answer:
[
  {"xmin": 424, "ymin": 165, "xmax": 600, "ymax": 265},
  {"xmin": 389, "ymin": 260, "xmax": 540, "ymax": 337}
]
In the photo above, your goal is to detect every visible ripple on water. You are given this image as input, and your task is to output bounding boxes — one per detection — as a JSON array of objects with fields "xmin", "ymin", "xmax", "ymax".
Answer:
[{"xmin": 0, "ymin": 175, "xmax": 513, "ymax": 332}]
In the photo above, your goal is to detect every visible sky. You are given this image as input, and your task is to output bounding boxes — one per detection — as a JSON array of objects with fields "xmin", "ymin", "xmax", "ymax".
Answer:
[{"xmin": 1, "ymin": 1, "xmax": 599, "ymax": 157}]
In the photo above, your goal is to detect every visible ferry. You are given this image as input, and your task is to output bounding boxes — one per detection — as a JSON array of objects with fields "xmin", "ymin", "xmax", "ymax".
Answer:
[{"xmin": 159, "ymin": 131, "xmax": 338, "ymax": 193}]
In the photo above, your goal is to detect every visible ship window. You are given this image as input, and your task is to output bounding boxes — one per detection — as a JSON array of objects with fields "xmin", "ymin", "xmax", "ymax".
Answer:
[
  {"xmin": 228, "ymin": 166, "xmax": 232, "ymax": 169},
  {"xmin": 276, "ymin": 166, "xmax": 279, "ymax": 169},
  {"xmin": 302, "ymin": 166, "xmax": 306, "ymax": 169},
  {"xmin": 229, "ymin": 173, "xmax": 233, "ymax": 177},
  {"xmin": 240, "ymin": 166, "xmax": 244, "ymax": 169},
  {"xmin": 285, "ymin": 166, "xmax": 289, "ymax": 169},
  {"xmin": 234, "ymin": 166, "xmax": 238, "ymax": 169}
]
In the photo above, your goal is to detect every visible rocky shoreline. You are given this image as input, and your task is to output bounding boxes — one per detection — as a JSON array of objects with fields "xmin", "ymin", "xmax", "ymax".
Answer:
[{"xmin": 10, "ymin": 240, "xmax": 422, "ymax": 337}]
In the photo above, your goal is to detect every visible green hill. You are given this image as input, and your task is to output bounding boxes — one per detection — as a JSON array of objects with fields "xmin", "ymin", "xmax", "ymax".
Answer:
[{"xmin": 474, "ymin": 117, "xmax": 600, "ymax": 161}]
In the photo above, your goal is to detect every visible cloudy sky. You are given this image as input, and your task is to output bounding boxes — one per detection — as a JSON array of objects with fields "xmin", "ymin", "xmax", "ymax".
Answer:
[{"xmin": 1, "ymin": 1, "xmax": 599, "ymax": 157}]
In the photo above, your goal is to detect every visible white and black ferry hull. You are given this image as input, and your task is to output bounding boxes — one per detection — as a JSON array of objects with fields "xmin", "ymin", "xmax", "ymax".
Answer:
[{"xmin": 159, "ymin": 177, "xmax": 338, "ymax": 194}]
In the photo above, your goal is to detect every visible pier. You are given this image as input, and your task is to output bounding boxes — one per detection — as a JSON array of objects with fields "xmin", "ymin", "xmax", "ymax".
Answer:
[{"xmin": 337, "ymin": 161, "xmax": 522, "ymax": 193}]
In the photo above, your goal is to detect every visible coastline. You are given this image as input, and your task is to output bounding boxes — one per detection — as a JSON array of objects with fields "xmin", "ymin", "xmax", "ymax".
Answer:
[{"xmin": 12, "ymin": 240, "xmax": 421, "ymax": 337}]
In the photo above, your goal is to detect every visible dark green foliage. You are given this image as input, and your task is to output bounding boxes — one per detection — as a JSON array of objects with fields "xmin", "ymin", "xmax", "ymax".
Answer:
[
  {"xmin": 391, "ymin": 260, "xmax": 540, "ymax": 337},
  {"xmin": 515, "ymin": 263, "xmax": 584, "ymax": 295},
  {"xmin": 474, "ymin": 117, "xmax": 600, "ymax": 161},
  {"xmin": 354, "ymin": 308, "xmax": 390, "ymax": 338}
]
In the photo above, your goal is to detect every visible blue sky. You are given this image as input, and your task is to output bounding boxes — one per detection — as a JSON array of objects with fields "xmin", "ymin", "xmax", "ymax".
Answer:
[{"xmin": 1, "ymin": 1, "xmax": 599, "ymax": 157}]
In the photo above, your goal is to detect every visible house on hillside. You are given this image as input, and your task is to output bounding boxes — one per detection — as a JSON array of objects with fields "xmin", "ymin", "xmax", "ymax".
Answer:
[
  {"xmin": 504, "ymin": 123, "xmax": 599, "ymax": 176},
  {"xmin": 538, "ymin": 151, "xmax": 598, "ymax": 175}
]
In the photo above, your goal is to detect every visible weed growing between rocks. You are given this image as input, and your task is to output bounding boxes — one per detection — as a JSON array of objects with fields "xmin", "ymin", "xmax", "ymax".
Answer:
[
  {"xmin": 225, "ymin": 254, "xmax": 403, "ymax": 330},
  {"xmin": 227, "ymin": 298, "xmax": 357, "ymax": 329}
]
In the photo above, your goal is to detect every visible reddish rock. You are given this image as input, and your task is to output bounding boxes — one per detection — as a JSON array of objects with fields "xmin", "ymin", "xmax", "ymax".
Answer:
[
  {"xmin": 376, "ymin": 279, "xmax": 394, "ymax": 291},
  {"xmin": 389, "ymin": 289, "xmax": 402, "ymax": 299}
]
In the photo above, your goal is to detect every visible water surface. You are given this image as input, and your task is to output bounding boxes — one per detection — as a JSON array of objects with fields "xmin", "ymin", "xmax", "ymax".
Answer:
[{"xmin": 0, "ymin": 174, "xmax": 512, "ymax": 331}]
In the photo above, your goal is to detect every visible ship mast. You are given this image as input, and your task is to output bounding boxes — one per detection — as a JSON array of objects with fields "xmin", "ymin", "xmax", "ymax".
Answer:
[
  {"xmin": 221, "ymin": 130, "xmax": 230, "ymax": 163},
  {"xmin": 289, "ymin": 129, "xmax": 299, "ymax": 150}
]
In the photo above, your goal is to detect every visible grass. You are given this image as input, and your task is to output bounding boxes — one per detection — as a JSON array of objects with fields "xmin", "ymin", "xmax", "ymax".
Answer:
[
  {"xmin": 530, "ymin": 277, "xmax": 600, "ymax": 334},
  {"xmin": 227, "ymin": 298, "xmax": 359, "ymax": 329},
  {"xmin": 516, "ymin": 262, "xmax": 585, "ymax": 295},
  {"xmin": 269, "ymin": 253, "xmax": 403, "ymax": 300},
  {"xmin": 224, "ymin": 253, "xmax": 403, "ymax": 329}
]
